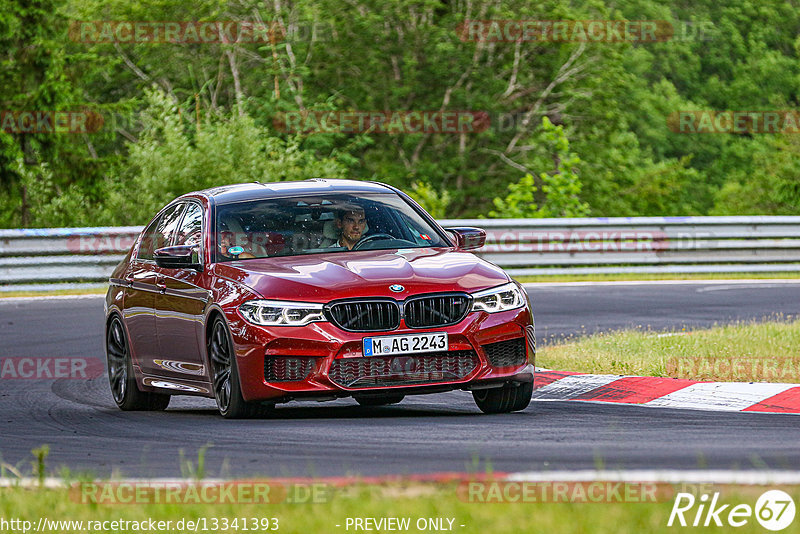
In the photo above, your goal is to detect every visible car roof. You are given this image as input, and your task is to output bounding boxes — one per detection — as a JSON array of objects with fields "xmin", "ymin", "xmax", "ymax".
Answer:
[{"xmin": 193, "ymin": 179, "xmax": 397, "ymax": 205}]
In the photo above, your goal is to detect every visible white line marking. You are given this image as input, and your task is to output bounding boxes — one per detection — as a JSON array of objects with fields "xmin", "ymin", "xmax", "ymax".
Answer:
[
  {"xmin": 695, "ymin": 283, "xmax": 800, "ymax": 292},
  {"xmin": 524, "ymin": 279, "xmax": 800, "ymax": 288},
  {"xmin": 549, "ymin": 398, "xmax": 800, "ymax": 415},
  {"xmin": 8, "ymin": 471, "xmax": 800, "ymax": 487},
  {"xmin": 646, "ymin": 382, "xmax": 797, "ymax": 411},
  {"xmin": 506, "ymin": 470, "xmax": 800, "ymax": 485}
]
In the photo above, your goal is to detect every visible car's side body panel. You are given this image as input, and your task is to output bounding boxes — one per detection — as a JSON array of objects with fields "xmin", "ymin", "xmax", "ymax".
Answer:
[{"xmin": 152, "ymin": 266, "xmax": 209, "ymax": 380}]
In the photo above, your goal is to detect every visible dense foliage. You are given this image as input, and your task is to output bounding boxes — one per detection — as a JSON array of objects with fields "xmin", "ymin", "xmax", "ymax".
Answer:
[{"xmin": 2, "ymin": 0, "xmax": 798, "ymax": 227}]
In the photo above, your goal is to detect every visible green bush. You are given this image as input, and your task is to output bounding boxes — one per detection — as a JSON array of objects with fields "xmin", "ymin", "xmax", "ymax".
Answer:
[{"xmin": 490, "ymin": 118, "xmax": 589, "ymax": 219}]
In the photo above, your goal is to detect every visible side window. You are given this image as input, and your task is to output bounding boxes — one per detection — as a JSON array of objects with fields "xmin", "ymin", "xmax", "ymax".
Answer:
[
  {"xmin": 154, "ymin": 203, "xmax": 186, "ymax": 252},
  {"xmin": 136, "ymin": 216, "xmax": 161, "ymax": 261},
  {"xmin": 176, "ymin": 203, "xmax": 203, "ymax": 246},
  {"xmin": 175, "ymin": 202, "xmax": 203, "ymax": 262}
]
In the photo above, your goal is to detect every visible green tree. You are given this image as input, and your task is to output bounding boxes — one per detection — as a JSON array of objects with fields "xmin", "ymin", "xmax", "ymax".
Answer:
[
  {"xmin": 491, "ymin": 117, "xmax": 589, "ymax": 218},
  {"xmin": 409, "ymin": 180, "xmax": 451, "ymax": 219},
  {"xmin": 101, "ymin": 88, "xmax": 354, "ymax": 224},
  {"xmin": 712, "ymin": 134, "xmax": 800, "ymax": 215},
  {"xmin": 5, "ymin": 0, "xmax": 800, "ymax": 226},
  {"xmin": 0, "ymin": 0, "xmax": 81, "ymax": 226}
]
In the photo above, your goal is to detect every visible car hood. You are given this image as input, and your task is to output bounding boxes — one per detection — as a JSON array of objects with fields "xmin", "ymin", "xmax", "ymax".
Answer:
[{"xmin": 214, "ymin": 248, "xmax": 510, "ymax": 302}]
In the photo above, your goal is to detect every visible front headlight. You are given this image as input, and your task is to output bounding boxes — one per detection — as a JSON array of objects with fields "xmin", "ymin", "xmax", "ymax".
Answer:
[
  {"xmin": 239, "ymin": 300, "xmax": 325, "ymax": 326},
  {"xmin": 471, "ymin": 283, "xmax": 526, "ymax": 313}
]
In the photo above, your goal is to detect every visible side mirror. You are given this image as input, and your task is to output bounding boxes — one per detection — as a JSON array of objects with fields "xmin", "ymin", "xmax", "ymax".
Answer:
[
  {"xmin": 444, "ymin": 227, "xmax": 486, "ymax": 251},
  {"xmin": 154, "ymin": 245, "xmax": 202, "ymax": 270}
]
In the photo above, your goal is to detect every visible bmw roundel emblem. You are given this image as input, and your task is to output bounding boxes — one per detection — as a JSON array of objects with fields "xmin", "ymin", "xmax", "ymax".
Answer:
[{"xmin": 390, "ymin": 284, "xmax": 405, "ymax": 292}]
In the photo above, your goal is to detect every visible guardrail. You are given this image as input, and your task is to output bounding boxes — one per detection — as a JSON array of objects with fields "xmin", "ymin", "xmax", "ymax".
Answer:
[{"xmin": 2, "ymin": 216, "xmax": 800, "ymax": 287}]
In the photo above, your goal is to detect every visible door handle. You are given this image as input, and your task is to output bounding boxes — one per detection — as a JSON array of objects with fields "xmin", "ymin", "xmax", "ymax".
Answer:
[{"xmin": 156, "ymin": 276, "xmax": 166, "ymax": 292}]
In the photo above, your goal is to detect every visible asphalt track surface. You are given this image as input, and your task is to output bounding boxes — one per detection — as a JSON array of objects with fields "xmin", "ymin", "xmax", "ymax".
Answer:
[{"xmin": 1, "ymin": 281, "xmax": 799, "ymax": 478}]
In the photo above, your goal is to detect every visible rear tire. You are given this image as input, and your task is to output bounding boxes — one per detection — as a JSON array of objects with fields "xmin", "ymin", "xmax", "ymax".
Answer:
[
  {"xmin": 472, "ymin": 382, "xmax": 533, "ymax": 414},
  {"xmin": 354, "ymin": 394, "xmax": 405, "ymax": 406},
  {"xmin": 106, "ymin": 315, "xmax": 170, "ymax": 411},
  {"xmin": 208, "ymin": 316, "xmax": 270, "ymax": 419}
]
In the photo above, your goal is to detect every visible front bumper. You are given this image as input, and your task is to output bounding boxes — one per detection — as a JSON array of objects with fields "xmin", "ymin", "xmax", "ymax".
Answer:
[{"xmin": 226, "ymin": 306, "xmax": 535, "ymax": 403}]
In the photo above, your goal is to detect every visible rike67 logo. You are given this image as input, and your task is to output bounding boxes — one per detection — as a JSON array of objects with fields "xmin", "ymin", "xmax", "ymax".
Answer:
[{"xmin": 668, "ymin": 490, "xmax": 796, "ymax": 531}]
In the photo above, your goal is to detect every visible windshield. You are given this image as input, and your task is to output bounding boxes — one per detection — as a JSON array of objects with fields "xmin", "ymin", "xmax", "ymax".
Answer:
[{"xmin": 214, "ymin": 192, "xmax": 450, "ymax": 262}]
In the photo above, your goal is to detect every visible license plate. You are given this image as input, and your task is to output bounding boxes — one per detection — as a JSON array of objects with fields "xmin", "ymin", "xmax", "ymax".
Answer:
[{"xmin": 362, "ymin": 332, "xmax": 448, "ymax": 357}]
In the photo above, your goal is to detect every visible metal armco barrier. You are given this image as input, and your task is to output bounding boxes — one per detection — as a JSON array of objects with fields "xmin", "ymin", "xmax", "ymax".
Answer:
[
  {"xmin": 2, "ymin": 217, "xmax": 800, "ymax": 287},
  {"xmin": 438, "ymin": 216, "xmax": 800, "ymax": 276},
  {"xmin": 0, "ymin": 226, "xmax": 139, "ymax": 285}
]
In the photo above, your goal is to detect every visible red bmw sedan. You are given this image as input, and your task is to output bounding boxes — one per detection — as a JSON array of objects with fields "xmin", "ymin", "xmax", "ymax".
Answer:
[{"xmin": 105, "ymin": 180, "xmax": 535, "ymax": 418}]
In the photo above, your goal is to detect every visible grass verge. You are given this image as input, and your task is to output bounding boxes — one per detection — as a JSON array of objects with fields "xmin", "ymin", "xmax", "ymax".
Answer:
[
  {"xmin": 1, "ymin": 482, "xmax": 797, "ymax": 534},
  {"xmin": 538, "ymin": 317, "xmax": 800, "ymax": 382},
  {"xmin": 0, "ymin": 287, "xmax": 106, "ymax": 299}
]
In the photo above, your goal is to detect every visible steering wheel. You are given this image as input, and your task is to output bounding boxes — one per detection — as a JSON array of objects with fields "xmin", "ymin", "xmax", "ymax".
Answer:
[{"xmin": 353, "ymin": 233, "xmax": 396, "ymax": 250}]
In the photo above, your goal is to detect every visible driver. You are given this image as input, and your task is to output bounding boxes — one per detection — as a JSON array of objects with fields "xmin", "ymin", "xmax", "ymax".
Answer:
[
  {"xmin": 217, "ymin": 222, "xmax": 255, "ymax": 260},
  {"xmin": 332, "ymin": 205, "xmax": 366, "ymax": 250}
]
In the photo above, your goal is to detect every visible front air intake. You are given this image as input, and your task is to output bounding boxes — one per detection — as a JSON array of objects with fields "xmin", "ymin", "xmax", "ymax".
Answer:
[
  {"xmin": 482, "ymin": 337, "xmax": 527, "ymax": 367},
  {"xmin": 328, "ymin": 350, "xmax": 479, "ymax": 388},
  {"xmin": 264, "ymin": 356, "xmax": 316, "ymax": 382}
]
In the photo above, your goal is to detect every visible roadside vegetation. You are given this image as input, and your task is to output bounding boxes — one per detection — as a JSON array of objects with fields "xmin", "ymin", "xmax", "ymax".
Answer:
[
  {"xmin": 539, "ymin": 316, "xmax": 800, "ymax": 382},
  {"xmin": 4, "ymin": 1, "xmax": 800, "ymax": 227},
  {"xmin": 0, "ymin": 287, "xmax": 108, "ymax": 298},
  {"xmin": 1, "ymin": 482, "xmax": 795, "ymax": 534},
  {"xmin": 2, "ymin": 442, "xmax": 794, "ymax": 534}
]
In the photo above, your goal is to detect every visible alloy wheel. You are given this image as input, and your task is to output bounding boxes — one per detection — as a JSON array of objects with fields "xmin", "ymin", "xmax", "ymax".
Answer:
[
  {"xmin": 106, "ymin": 317, "xmax": 128, "ymax": 404},
  {"xmin": 209, "ymin": 319, "xmax": 232, "ymax": 414}
]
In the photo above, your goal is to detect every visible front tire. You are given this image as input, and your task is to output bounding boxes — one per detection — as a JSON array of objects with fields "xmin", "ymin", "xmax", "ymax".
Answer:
[
  {"xmin": 106, "ymin": 315, "xmax": 170, "ymax": 411},
  {"xmin": 208, "ymin": 316, "xmax": 269, "ymax": 419},
  {"xmin": 472, "ymin": 382, "xmax": 533, "ymax": 414}
]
